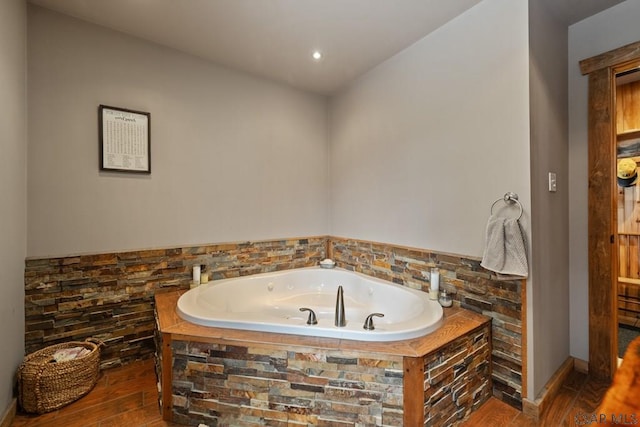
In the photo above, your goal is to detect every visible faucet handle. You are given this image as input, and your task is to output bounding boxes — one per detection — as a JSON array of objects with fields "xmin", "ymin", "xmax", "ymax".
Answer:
[
  {"xmin": 299, "ymin": 307, "xmax": 318, "ymax": 325},
  {"xmin": 363, "ymin": 313, "xmax": 385, "ymax": 330}
]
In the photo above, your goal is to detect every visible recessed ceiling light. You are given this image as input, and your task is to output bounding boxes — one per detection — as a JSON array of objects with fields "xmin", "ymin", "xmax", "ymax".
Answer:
[{"xmin": 312, "ymin": 51, "xmax": 323, "ymax": 61}]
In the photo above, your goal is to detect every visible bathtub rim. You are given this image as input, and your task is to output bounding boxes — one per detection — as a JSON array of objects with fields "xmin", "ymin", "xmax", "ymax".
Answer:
[{"xmin": 175, "ymin": 266, "xmax": 444, "ymax": 342}]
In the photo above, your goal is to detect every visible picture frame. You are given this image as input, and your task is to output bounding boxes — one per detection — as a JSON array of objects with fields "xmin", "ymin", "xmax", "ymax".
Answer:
[{"xmin": 99, "ymin": 105, "xmax": 151, "ymax": 173}]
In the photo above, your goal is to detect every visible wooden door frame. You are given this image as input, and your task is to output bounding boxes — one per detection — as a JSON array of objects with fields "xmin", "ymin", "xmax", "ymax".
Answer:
[{"xmin": 580, "ymin": 40, "xmax": 640, "ymax": 379}]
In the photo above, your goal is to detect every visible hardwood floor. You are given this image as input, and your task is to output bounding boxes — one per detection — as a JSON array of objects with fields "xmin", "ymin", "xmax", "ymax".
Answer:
[
  {"xmin": 463, "ymin": 370, "xmax": 611, "ymax": 427},
  {"xmin": 12, "ymin": 358, "xmax": 179, "ymax": 427},
  {"xmin": 11, "ymin": 359, "xmax": 610, "ymax": 426}
]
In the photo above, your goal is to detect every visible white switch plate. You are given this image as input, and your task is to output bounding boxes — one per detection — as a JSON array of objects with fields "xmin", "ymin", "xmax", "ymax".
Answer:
[{"xmin": 548, "ymin": 172, "xmax": 557, "ymax": 192}]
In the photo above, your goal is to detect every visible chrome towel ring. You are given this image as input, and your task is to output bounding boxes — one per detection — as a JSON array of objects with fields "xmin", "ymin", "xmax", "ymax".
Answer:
[{"xmin": 490, "ymin": 192, "xmax": 523, "ymax": 220}]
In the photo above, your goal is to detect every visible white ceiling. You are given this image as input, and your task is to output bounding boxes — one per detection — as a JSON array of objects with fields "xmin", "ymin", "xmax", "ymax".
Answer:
[{"xmin": 28, "ymin": 0, "xmax": 625, "ymax": 95}]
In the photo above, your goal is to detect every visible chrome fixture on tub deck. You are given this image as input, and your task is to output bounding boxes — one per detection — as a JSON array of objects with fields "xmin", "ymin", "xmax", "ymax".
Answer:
[
  {"xmin": 363, "ymin": 313, "xmax": 385, "ymax": 330},
  {"xmin": 335, "ymin": 285, "xmax": 346, "ymax": 327},
  {"xmin": 299, "ymin": 307, "xmax": 318, "ymax": 325}
]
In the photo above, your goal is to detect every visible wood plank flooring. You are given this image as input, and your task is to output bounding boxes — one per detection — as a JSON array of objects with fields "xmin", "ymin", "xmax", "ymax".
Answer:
[
  {"xmin": 12, "ymin": 358, "xmax": 179, "ymax": 427},
  {"xmin": 462, "ymin": 370, "xmax": 611, "ymax": 427},
  {"xmin": 12, "ymin": 358, "xmax": 610, "ymax": 426}
]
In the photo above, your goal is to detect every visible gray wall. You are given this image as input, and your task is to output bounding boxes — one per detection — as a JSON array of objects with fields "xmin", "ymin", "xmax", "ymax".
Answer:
[
  {"xmin": 568, "ymin": 0, "xmax": 640, "ymax": 362},
  {"xmin": 528, "ymin": 0, "xmax": 570, "ymax": 400},
  {"xmin": 329, "ymin": 0, "xmax": 576, "ymax": 399},
  {"xmin": 27, "ymin": 6, "xmax": 328, "ymax": 258},
  {"xmin": 329, "ymin": 0, "xmax": 531, "ymax": 258},
  {"xmin": 0, "ymin": 0, "xmax": 26, "ymax": 415}
]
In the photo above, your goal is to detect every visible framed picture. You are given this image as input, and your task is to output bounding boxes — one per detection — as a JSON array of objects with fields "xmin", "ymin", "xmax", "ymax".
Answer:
[{"xmin": 99, "ymin": 105, "xmax": 151, "ymax": 173}]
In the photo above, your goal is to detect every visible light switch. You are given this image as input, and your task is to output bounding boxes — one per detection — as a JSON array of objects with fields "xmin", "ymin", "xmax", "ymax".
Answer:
[{"xmin": 548, "ymin": 172, "xmax": 557, "ymax": 192}]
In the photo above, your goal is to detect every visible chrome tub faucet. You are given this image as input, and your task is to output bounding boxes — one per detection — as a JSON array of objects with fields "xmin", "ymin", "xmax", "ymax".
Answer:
[{"xmin": 335, "ymin": 285, "xmax": 346, "ymax": 327}]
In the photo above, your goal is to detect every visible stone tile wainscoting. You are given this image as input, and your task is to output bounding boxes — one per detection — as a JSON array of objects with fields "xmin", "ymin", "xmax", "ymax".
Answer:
[
  {"xmin": 329, "ymin": 237, "xmax": 524, "ymax": 409},
  {"xmin": 24, "ymin": 237, "xmax": 327, "ymax": 368},
  {"xmin": 23, "ymin": 235, "xmax": 524, "ymax": 409}
]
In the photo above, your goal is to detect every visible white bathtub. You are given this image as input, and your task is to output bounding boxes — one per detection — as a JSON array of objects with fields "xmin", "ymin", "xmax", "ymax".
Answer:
[{"xmin": 176, "ymin": 267, "xmax": 443, "ymax": 341}]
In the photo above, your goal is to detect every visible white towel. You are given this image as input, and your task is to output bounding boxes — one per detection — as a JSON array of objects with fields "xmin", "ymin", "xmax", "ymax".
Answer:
[{"xmin": 480, "ymin": 215, "xmax": 528, "ymax": 277}]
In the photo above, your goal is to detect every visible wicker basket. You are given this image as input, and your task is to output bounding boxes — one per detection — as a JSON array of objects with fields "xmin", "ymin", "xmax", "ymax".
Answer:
[{"xmin": 18, "ymin": 338, "xmax": 102, "ymax": 414}]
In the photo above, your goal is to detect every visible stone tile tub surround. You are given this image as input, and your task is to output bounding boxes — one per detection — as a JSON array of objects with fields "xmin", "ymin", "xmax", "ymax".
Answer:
[
  {"xmin": 155, "ymin": 291, "xmax": 492, "ymax": 426},
  {"xmin": 23, "ymin": 235, "xmax": 523, "ymax": 407},
  {"xmin": 329, "ymin": 237, "xmax": 524, "ymax": 409}
]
